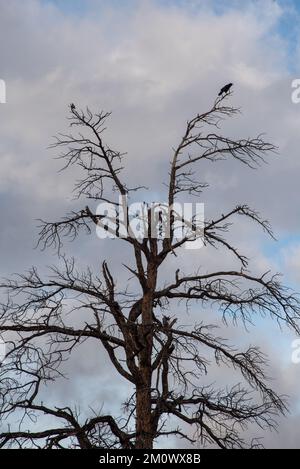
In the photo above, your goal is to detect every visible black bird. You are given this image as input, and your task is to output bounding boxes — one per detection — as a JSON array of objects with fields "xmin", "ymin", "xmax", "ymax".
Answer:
[
  {"xmin": 70, "ymin": 103, "xmax": 76, "ymax": 111},
  {"xmin": 218, "ymin": 83, "xmax": 233, "ymax": 96},
  {"xmin": 162, "ymin": 316, "xmax": 171, "ymax": 328}
]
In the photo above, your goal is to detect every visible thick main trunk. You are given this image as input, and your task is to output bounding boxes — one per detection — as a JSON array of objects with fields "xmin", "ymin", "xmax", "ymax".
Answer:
[
  {"xmin": 135, "ymin": 381, "xmax": 153, "ymax": 448},
  {"xmin": 135, "ymin": 268, "xmax": 156, "ymax": 449}
]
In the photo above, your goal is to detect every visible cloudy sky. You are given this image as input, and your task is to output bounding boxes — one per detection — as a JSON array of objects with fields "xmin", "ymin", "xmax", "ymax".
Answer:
[{"xmin": 1, "ymin": 0, "xmax": 300, "ymax": 448}]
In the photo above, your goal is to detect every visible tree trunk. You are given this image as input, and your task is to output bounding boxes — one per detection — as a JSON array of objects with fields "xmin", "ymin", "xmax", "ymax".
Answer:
[
  {"xmin": 135, "ymin": 382, "xmax": 153, "ymax": 448},
  {"xmin": 135, "ymin": 266, "xmax": 156, "ymax": 449}
]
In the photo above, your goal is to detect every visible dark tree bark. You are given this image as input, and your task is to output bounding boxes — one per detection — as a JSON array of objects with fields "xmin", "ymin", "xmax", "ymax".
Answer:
[{"xmin": 0, "ymin": 93, "xmax": 299, "ymax": 449}]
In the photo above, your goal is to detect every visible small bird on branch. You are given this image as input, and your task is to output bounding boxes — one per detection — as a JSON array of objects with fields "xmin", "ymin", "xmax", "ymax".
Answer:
[
  {"xmin": 162, "ymin": 316, "xmax": 177, "ymax": 329},
  {"xmin": 162, "ymin": 316, "xmax": 171, "ymax": 328},
  {"xmin": 70, "ymin": 103, "xmax": 76, "ymax": 111},
  {"xmin": 218, "ymin": 83, "xmax": 233, "ymax": 96}
]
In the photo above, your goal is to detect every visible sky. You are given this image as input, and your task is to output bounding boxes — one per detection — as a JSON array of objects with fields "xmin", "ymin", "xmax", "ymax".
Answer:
[{"xmin": 1, "ymin": 0, "xmax": 300, "ymax": 448}]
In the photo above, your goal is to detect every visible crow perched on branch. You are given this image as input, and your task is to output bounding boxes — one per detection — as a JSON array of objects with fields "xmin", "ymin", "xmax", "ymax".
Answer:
[{"xmin": 218, "ymin": 83, "xmax": 233, "ymax": 96}]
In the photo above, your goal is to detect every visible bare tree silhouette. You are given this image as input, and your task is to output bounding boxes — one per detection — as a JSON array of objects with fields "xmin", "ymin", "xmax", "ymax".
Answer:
[{"xmin": 0, "ymin": 92, "xmax": 299, "ymax": 449}]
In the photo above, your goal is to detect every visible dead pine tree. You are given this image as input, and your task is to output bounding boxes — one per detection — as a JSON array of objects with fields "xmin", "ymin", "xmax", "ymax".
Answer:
[{"xmin": 0, "ymin": 92, "xmax": 299, "ymax": 449}]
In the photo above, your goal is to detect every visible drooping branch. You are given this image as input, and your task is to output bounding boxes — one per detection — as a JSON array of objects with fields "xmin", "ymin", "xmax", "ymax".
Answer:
[{"xmin": 0, "ymin": 93, "xmax": 298, "ymax": 449}]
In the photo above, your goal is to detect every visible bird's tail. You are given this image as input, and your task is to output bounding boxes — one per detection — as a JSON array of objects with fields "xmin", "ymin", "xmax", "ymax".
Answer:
[{"xmin": 218, "ymin": 91, "xmax": 222, "ymax": 97}]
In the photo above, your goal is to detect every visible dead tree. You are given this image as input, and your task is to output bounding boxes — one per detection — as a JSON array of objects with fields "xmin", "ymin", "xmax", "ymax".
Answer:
[{"xmin": 0, "ymin": 93, "xmax": 299, "ymax": 449}]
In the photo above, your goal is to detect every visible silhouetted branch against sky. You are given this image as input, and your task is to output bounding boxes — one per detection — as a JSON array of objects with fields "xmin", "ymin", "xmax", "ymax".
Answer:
[{"xmin": 0, "ymin": 87, "xmax": 299, "ymax": 449}]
